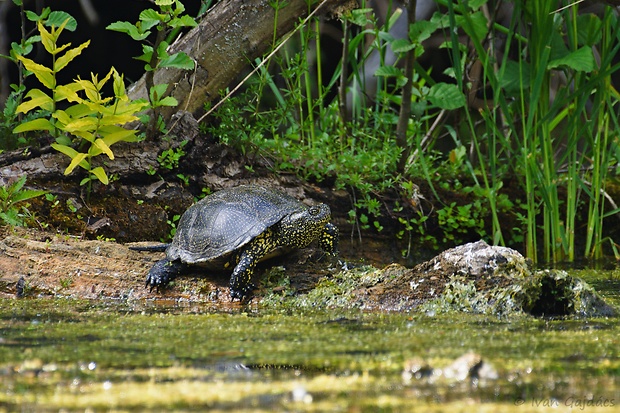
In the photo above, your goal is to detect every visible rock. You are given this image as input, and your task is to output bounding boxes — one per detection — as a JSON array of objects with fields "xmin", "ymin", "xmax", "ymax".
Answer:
[
  {"xmin": 402, "ymin": 352, "xmax": 498, "ymax": 385},
  {"xmin": 264, "ymin": 240, "xmax": 618, "ymax": 316}
]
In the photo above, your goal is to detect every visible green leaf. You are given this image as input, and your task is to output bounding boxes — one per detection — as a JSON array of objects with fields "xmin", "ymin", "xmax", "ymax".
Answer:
[
  {"xmin": 169, "ymin": 15, "xmax": 198, "ymax": 28},
  {"xmin": 135, "ymin": 44, "xmax": 154, "ymax": 63},
  {"xmin": 427, "ymin": 83, "xmax": 466, "ymax": 110},
  {"xmin": 16, "ymin": 89, "xmax": 53, "ymax": 112},
  {"xmin": 499, "ymin": 60, "xmax": 530, "ymax": 94},
  {"xmin": 547, "ymin": 46, "xmax": 595, "ymax": 73},
  {"xmin": 346, "ymin": 8, "xmax": 374, "ymax": 27},
  {"xmin": 13, "ymin": 118, "xmax": 55, "ymax": 133},
  {"xmin": 150, "ymin": 83, "xmax": 169, "ymax": 102},
  {"xmin": 90, "ymin": 167, "xmax": 109, "ymax": 185},
  {"xmin": 157, "ymin": 52, "xmax": 195, "ymax": 70},
  {"xmin": 391, "ymin": 39, "xmax": 415, "ymax": 54},
  {"xmin": 7, "ymin": 175, "xmax": 27, "ymax": 194},
  {"xmin": 25, "ymin": 7, "xmax": 50, "ymax": 22},
  {"xmin": 409, "ymin": 20, "xmax": 438, "ymax": 44},
  {"xmin": 46, "ymin": 12, "xmax": 77, "ymax": 31},
  {"xmin": 139, "ymin": 9, "xmax": 166, "ymax": 28},
  {"xmin": 54, "ymin": 40, "xmax": 90, "ymax": 72},
  {"xmin": 155, "ymin": 96, "xmax": 178, "ymax": 107},
  {"xmin": 455, "ymin": 11, "xmax": 488, "ymax": 43},
  {"xmin": 375, "ymin": 66, "xmax": 403, "ymax": 78},
  {"xmin": 156, "ymin": 40, "xmax": 170, "ymax": 60},
  {"xmin": 0, "ymin": 210, "xmax": 22, "ymax": 226},
  {"xmin": 106, "ymin": 21, "xmax": 150, "ymax": 41},
  {"xmin": 11, "ymin": 188, "xmax": 47, "ymax": 203},
  {"xmin": 576, "ymin": 14, "xmax": 602, "ymax": 46}
]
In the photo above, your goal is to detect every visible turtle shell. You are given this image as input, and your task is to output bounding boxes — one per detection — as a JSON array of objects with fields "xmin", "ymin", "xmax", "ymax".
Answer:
[{"xmin": 166, "ymin": 185, "xmax": 307, "ymax": 265}]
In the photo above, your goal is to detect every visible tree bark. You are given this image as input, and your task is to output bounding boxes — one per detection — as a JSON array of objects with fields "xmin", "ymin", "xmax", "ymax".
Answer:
[{"xmin": 127, "ymin": 0, "xmax": 351, "ymax": 121}]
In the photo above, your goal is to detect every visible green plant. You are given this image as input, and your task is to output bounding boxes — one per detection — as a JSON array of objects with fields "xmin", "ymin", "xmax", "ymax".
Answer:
[
  {"xmin": 0, "ymin": 176, "xmax": 47, "ymax": 226},
  {"xmin": 12, "ymin": 19, "xmax": 147, "ymax": 194},
  {"xmin": 442, "ymin": 0, "xmax": 620, "ymax": 261},
  {"xmin": 437, "ymin": 201, "xmax": 487, "ymax": 245},
  {"xmin": 107, "ymin": 0, "xmax": 197, "ymax": 138},
  {"xmin": 162, "ymin": 213, "xmax": 181, "ymax": 242},
  {"xmin": 45, "ymin": 193, "xmax": 59, "ymax": 208},
  {"xmin": 0, "ymin": 7, "xmax": 76, "ymax": 150},
  {"xmin": 157, "ymin": 140, "xmax": 187, "ymax": 170}
]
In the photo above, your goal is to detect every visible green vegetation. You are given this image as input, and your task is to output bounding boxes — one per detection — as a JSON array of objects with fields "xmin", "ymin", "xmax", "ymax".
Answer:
[
  {"xmin": 1, "ymin": 0, "xmax": 620, "ymax": 264},
  {"xmin": 0, "ymin": 175, "xmax": 46, "ymax": 226},
  {"xmin": 107, "ymin": 0, "xmax": 197, "ymax": 138},
  {"xmin": 206, "ymin": 0, "xmax": 620, "ymax": 262},
  {"xmin": 10, "ymin": 16, "xmax": 147, "ymax": 191}
]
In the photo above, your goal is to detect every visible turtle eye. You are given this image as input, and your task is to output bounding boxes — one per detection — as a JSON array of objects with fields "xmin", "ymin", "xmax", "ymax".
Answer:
[{"xmin": 309, "ymin": 206, "xmax": 321, "ymax": 216}]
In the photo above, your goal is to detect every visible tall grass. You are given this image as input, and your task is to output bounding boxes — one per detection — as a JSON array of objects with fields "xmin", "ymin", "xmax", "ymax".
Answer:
[
  {"xmin": 449, "ymin": 0, "xmax": 620, "ymax": 261},
  {"xmin": 207, "ymin": 0, "xmax": 620, "ymax": 261}
]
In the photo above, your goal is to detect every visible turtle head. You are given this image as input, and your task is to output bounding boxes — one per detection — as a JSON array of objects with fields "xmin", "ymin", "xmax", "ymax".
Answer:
[{"xmin": 278, "ymin": 203, "xmax": 334, "ymax": 249}]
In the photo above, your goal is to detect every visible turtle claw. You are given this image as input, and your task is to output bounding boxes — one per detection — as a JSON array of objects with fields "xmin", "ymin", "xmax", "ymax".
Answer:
[
  {"xmin": 145, "ymin": 259, "xmax": 184, "ymax": 292},
  {"xmin": 229, "ymin": 282, "xmax": 256, "ymax": 301}
]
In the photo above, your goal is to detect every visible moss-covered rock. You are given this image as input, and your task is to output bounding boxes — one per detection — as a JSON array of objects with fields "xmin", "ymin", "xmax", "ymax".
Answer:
[{"xmin": 262, "ymin": 240, "xmax": 618, "ymax": 317}]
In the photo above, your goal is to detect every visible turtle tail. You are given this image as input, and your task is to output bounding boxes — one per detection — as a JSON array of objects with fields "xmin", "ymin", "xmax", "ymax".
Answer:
[{"xmin": 128, "ymin": 243, "xmax": 170, "ymax": 252}]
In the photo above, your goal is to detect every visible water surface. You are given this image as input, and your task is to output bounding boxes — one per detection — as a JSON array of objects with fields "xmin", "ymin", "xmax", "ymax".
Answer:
[{"xmin": 1, "ymin": 268, "xmax": 619, "ymax": 412}]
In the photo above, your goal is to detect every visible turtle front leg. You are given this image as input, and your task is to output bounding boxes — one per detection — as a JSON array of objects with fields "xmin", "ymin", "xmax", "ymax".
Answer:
[
  {"xmin": 229, "ymin": 231, "xmax": 276, "ymax": 300},
  {"xmin": 319, "ymin": 222, "xmax": 339, "ymax": 256},
  {"xmin": 145, "ymin": 259, "xmax": 186, "ymax": 291},
  {"xmin": 229, "ymin": 251, "xmax": 258, "ymax": 300}
]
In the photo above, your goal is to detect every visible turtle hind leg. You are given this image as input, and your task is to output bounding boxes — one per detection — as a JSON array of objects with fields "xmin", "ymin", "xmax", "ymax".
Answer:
[{"xmin": 145, "ymin": 259, "xmax": 186, "ymax": 291}]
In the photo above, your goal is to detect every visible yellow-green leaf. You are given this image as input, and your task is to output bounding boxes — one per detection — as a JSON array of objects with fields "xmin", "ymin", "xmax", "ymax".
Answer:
[
  {"xmin": 92, "ymin": 138, "xmax": 114, "ymax": 159},
  {"xmin": 13, "ymin": 118, "xmax": 55, "ymax": 133},
  {"xmin": 112, "ymin": 68, "xmax": 125, "ymax": 97},
  {"xmin": 72, "ymin": 130, "xmax": 95, "ymax": 142},
  {"xmin": 52, "ymin": 109, "xmax": 72, "ymax": 126},
  {"xmin": 16, "ymin": 89, "xmax": 53, "ymax": 113},
  {"xmin": 54, "ymin": 40, "xmax": 90, "ymax": 72},
  {"xmin": 75, "ymin": 78, "xmax": 101, "ymax": 103},
  {"xmin": 90, "ymin": 167, "xmax": 109, "ymax": 185},
  {"xmin": 55, "ymin": 83, "xmax": 84, "ymax": 103},
  {"xmin": 51, "ymin": 142, "xmax": 79, "ymax": 158},
  {"xmin": 65, "ymin": 152, "xmax": 89, "ymax": 175},
  {"xmin": 97, "ymin": 67, "xmax": 114, "ymax": 90},
  {"xmin": 65, "ymin": 103, "xmax": 97, "ymax": 118},
  {"xmin": 100, "ymin": 127, "xmax": 140, "ymax": 145},
  {"xmin": 63, "ymin": 117, "xmax": 98, "ymax": 133},
  {"xmin": 98, "ymin": 114, "xmax": 140, "ymax": 125},
  {"xmin": 38, "ymin": 22, "xmax": 56, "ymax": 55},
  {"xmin": 16, "ymin": 55, "xmax": 55, "ymax": 89},
  {"xmin": 52, "ymin": 42, "xmax": 72, "ymax": 56}
]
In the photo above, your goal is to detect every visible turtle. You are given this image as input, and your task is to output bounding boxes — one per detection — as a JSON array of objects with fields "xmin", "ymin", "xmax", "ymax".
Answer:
[{"xmin": 139, "ymin": 185, "xmax": 339, "ymax": 299}]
